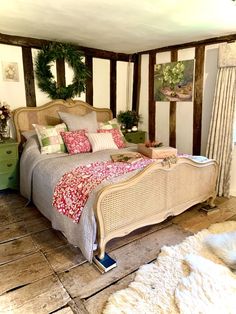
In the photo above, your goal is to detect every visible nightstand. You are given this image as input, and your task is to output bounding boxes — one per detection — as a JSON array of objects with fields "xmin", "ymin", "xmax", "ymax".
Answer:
[
  {"xmin": 0, "ymin": 139, "xmax": 19, "ymax": 190},
  {"xmin": 123, "ymin": 130, "xmax": 146, "ymax": 144}
]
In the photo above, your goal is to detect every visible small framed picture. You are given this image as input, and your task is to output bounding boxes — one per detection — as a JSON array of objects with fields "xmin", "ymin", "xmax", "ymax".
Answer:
[{"xmin": 2, "ymin": 62, "xmax": 19, "ymax": 82}]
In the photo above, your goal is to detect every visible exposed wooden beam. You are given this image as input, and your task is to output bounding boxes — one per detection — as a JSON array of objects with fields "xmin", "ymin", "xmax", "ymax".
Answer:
[
  {"xmin": 56, "ymin": 58, "xmax": 66, "ymax": 88},
  {"xmin": 169, "ymin": 50, "xmax": 178, "ymax": 148},
  {"xmin": 193, "ymin": 45, "xmax": 205, "ymax": 155},
  {"xmin": 85, "ymin": 56, "xmax": 93, "ymax": 105},
  {"xmin": 0, "ymin": 32, "xmax": 132, "ymax": 61},
  {"xmin": 132, "ymin": 54, "xmax": 141, "ymax": 112},
  {"xmin": 21, "ymin": 47, "xmax": 36, "ymax": 107},
  {"xmin": 148, "ymin": 52, "xmax": 156, "ymax": 141},
  {"xmin": 110, "ymin": 60, "xmax": 117, "ymax": 117},
  {"xmin": 138, "ymin": 33, "xmax": 236, "ymax": 55}
]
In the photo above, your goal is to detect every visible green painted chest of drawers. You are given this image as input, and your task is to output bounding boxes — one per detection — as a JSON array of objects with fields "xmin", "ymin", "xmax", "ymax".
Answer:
[
  {"xmin": 123, "ymin": 130, "xmax": 146, "ymax": 144},
  {"xmin": 0, "ymin": 139, "xmax": 19, "ymax": 190}
]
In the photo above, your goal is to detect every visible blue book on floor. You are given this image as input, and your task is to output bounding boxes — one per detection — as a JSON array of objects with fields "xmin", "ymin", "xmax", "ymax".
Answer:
[{"xmin": 93, "ymin": 253, "xmax": 117, "ymax": 273}]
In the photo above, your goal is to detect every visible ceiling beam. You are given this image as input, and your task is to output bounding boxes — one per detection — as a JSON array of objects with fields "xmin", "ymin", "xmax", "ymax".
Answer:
[
  {"xmin": 0, "ymin": 32, "xmax": 133, "ymax": 62},
  {"xmin": 138, "ymin": 33, "xmax": 236, "ymax": 55}
]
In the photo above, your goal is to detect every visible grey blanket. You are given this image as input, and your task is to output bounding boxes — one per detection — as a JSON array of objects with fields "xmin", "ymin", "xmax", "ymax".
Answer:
[{"xmin": 20, "ymin": 136, "xmax": 141, "ymax": 262}]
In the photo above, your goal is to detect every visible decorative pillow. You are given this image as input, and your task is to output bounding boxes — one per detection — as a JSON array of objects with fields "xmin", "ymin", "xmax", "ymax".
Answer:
[
  {"xmin": 98, "ymin": 128, "xmax": 127, "ymax": 148},
  {"xmin": 98, "ymin": 118, "xmax": 126, "ymax": 140},
  {"xmin": 86, "ymin": 133, "xmax": 118, "ymax": 152},
  {"xmin": 60, "ymin": 130, "xmax": 91, "ymax": 154},
  {"xmin": 33, "ymin": 123, "xmax": 67, "ymax": 154},
  {"xmin": 58, "ymin": 111, "xmax": 98, "ymax": 133},
  {"xmin": 205, "ymin": 232, "xmax": 236, "ymax": 269},
  {"xmin": 98, "ymin": 118, "xmax": 121, "ymax": 130}
]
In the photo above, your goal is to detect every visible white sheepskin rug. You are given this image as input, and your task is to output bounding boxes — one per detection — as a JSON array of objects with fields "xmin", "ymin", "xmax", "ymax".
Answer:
[{"xmin": 103, "ymin": 221, "xmax": 236, "ymax": 314}]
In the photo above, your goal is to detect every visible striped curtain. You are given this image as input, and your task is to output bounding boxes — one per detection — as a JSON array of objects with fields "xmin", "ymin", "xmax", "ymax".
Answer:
[{"xmin": 206, "ymin": 46, "xmax": 236, "ymax": 196}]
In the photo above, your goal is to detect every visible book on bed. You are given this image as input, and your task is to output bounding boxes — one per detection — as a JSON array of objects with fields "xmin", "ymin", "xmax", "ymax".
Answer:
[
  {"xmin": 93, "ymin": 253, "xmax": 117, "ymax": 273},
  {"xmin": 111, "ymin": 152, "xmax": 143, "ymax": 164}
]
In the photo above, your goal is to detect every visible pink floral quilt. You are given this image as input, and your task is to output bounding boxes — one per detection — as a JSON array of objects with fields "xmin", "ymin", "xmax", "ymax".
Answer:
[{"xmin": 53, "ymin": 159, "xmax": 154, "ymax": 222}]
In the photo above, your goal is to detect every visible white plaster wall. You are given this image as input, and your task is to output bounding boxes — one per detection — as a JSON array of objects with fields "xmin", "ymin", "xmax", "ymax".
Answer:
[
  {"xmin": 93, "ymin": 58, "xmax": 110, "ymax": 108},
  {"xmin": 32, "ymin": 48, "xmax": 54, "ymax": 106},
  {"xmin": 139, "ymin": 54, "xmax": 149, "ymax": 134},
  {"xmin": 117, "ymin": 61, "xmax": 133, "ymax": 115},
  {"xmin": 65, "ymin": 57, "xmax": 86, "ymax": 102},
  {"xmin": 176, "ymin": 48, "xmax": 195, "ymax": 154},
  {"xmin": 0, "ymin": 44, "xmax": 26, "ymax": 109},
  {"xmin": 155, "ymin": 51, "xmax": 171, "ymax": 146}
]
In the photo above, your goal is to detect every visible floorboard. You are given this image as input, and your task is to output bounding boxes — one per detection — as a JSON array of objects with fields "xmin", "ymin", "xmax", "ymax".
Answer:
[{"xmin": 0, "ymin": 191, "xmax": 235, "ymax": 313}]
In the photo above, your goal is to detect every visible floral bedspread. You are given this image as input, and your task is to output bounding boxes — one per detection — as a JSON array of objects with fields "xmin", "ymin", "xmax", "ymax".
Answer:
[{"xmin": 53, "ymin": 159, "xmax": 154, "ymax": 222}]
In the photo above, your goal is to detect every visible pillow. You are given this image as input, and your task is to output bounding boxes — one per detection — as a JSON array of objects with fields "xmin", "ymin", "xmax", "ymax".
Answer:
[
  {"xmin": 33, "ymin": 123, "xmax": 67, "ymax": 154},
  {"xmin": 98, "ymin": 117, "xmax": 126, "ymax": 140},
  {"xmin": 86, "ymin": 133, "xmax": 118, "ymax": 152},
  {"xmin": 98, "ymin": 118, "xmax": 121, "ymax": 130},
  {"xmin": 205, "ymin": 232, "xmax": 236, "ymax": 269},
  {"xmin": 60, "ymin": 130, "xmax": 91, "ymax": 154},
  {"xmin": 98, "ymin": 129, "xmax": 127, "ymax": 148},
  {"xmin": 58, "ymin": 111, "xmax": 98, "ymax": 133}
]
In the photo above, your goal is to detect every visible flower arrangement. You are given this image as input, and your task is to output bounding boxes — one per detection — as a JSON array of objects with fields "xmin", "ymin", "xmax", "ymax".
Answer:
[
  {"xmin": 0, "ymin": 102, "xmax": 11, "ymax": 140},
  {"xmin": 117, "ymin": 110, "xmax": 141, "ymax": 130},
  {"xmin": 0, "ymin": 102, "xmax": 11, "ymax": 126}
]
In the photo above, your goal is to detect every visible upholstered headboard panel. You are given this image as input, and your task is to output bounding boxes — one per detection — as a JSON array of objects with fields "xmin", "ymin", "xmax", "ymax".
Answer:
[{"xmin": 13, "ymin": 99, "xmax": 113, "ymax": 143}]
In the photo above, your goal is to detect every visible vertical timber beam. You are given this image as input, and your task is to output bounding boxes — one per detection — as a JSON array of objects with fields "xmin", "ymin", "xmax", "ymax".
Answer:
[
  {"xmin": 56, "ymin": 58, "xmax": 66, "ymax": 88},
  {"xmin": 193, "ymin": 45, "xmax": 205, "ymax": 155},
  {"xmin": 148, "ymin": 52, "xmax": 156, "ymax": 141},
  {"xmin": 22, "ymin": 47, "xmax": 36, "ymax": 107},
  {"xmin": 132, "ymin": 54, "xmax": 141, "ymax": 112},
  {"xmin": 169, "ymin": 49, "xmax": 178, "ymax": 147},
  {"xmin": 85, "ymin": 55, "xmax": 93, "ymax": 105},
  {"xmin": 110, "ymin": 59, "xmax": 117, "ymax": 117}
]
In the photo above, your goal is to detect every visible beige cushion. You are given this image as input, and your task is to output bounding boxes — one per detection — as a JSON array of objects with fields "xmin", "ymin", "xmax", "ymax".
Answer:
[
  {"xmin": 58, "ymin": 111, "xmax": 98, "ymax": 133},
  {"xmin": 86, "ymin": 133, "xmax": 118, "ymax": 152}
]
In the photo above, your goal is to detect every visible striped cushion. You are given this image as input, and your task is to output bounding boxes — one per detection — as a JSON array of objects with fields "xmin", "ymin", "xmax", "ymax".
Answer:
[
  {"xmin": 87, "ymin": 133, "xmax": 118, "ymax": 152},
  {"xmin": 33, "ymin": 123, "xmax": 67, "ymax": 154}
]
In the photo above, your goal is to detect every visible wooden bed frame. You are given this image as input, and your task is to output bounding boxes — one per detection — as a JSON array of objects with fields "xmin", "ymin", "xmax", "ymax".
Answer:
[{"xmin": 13, "ymin": 99, "xmax": 218, "ymax": 259}]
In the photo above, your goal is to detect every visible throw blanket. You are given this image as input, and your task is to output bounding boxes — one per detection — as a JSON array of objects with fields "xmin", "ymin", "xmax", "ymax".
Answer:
[
  {"xmin": 103, "ymin": 221, "xmax": 236, "ymax": 314},
  {"xmin": 53, "ymin": 159, "xmax": 154, "ymax": 222}
]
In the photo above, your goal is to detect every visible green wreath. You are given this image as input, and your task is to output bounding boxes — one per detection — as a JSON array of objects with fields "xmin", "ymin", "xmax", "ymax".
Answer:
[{"xmin": 35, "ymin": 43, "xmax": 90, "ymax": 100}]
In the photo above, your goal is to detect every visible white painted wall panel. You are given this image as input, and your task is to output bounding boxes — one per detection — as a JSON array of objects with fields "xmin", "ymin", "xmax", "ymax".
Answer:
[
  {"xmin": 0, "ymin": 44, "xmax": 26, "ymax": 109},
  {"xmin": 93, "ymin": 58, "xmax": 110, "ymax": 108},
  {"xmin": 117, "ymin": 61, "xmax": 133, "ymax": 114}
]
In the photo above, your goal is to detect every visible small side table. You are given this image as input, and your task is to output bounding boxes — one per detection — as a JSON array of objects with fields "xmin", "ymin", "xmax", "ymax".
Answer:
[
  {"xmin": 123, "ymin": 130, "xmax": 146, "ymax": 144},
  {"xmin": 0, "ymin": 139, "xmax": 19, "ymax": 190}
]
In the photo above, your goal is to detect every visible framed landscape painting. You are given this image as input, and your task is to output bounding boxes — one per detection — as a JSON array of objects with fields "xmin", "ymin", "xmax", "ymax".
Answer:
[{"xmin": 154, "ymin": 60, "xmax": 195, "ymax": 101}]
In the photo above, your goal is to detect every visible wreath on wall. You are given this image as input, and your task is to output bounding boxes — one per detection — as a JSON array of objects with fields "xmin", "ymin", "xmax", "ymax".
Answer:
[{"xmin": 35, "ymin": 43, "xmax": 90, "ymax": 100}]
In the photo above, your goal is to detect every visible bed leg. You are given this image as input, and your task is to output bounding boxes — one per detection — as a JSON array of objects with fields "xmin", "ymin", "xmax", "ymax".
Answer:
[
  {"xmin": 97, "ymin": 242, "xmax": 106, "ymax": 260},
  {"xmin": 207, "ymin": 194, "xmax": 216, "ymax": 208}
]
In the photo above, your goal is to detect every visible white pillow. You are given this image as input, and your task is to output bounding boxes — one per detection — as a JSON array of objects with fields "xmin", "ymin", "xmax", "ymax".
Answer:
[
  {"xmin": 205, "ymin": 232, "xmax": 236, "ymax": 269},
  {"xmin": 58, "ymin": 111, "xmax": 98, "ymax": 133},
  {"xmin": 87, "ymin": 133, "xmax": 118, "ymax": 152}
]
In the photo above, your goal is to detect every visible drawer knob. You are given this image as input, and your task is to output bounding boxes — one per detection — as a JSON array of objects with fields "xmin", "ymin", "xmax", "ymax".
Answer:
[
  {"xmin": 6, "ymin": 150, "xmax": 12, "ymax": 154},
  {"xmin": 7, "ymin": 163, "xmax": 13, "ymax": 167}
]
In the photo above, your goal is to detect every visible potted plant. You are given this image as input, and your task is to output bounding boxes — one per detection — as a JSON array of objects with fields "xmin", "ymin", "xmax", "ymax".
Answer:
[{"xmin": 117, "ymin": 110, "xmax": 141, "ymax": 131}]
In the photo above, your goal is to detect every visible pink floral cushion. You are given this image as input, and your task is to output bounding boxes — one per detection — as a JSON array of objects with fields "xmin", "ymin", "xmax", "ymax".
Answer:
[
  {"xmin": 98, "ymin": 128, "xmax": 126, "ymax": 148},
  {"xmin": 60, "ymin": 130, "xmax": 91, "ymax": 154}
]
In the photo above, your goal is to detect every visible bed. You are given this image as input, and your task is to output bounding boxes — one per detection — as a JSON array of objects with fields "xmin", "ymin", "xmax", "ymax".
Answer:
[{"xmin": 13, "ymin": 99, "xmax": 218, "ymax": 262}]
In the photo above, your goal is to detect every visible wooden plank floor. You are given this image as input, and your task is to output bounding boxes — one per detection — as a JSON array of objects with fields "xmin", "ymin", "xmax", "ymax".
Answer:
[{"xmin": 0, "ymin": 190, "xmax": 235, "ymax": 313}]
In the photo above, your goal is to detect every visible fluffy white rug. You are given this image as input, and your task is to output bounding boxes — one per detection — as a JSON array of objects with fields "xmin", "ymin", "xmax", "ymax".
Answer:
[{"xmin": 103, "ymin": 221, "xmax": 236, "ymax": 314}]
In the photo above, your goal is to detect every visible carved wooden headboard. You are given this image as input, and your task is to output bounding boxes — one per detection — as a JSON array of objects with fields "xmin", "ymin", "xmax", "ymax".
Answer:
[{"xmin": 13, "ymin": 99, "xmax": 113, "ymax": 143}]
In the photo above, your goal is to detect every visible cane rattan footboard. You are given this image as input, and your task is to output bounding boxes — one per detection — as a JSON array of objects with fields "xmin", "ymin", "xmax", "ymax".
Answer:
[{"xmin": 94, "ymin": 158, "xmax": 218, "ymax": 258}]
